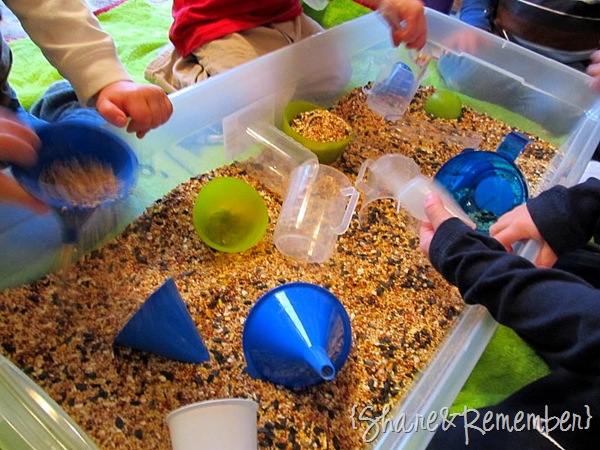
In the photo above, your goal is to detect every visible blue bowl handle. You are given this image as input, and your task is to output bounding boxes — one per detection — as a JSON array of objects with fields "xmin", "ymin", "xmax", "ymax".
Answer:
[{"xmin": 495, "ymin": 131, "xmax": 531, "ymax": 162}]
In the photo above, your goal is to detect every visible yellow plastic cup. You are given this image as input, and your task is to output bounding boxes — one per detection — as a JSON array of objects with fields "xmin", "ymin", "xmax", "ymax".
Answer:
[
  {"xmin": 282, "ymin": 100, "xmax": 353, "ymax": 165},
  {"xmin": 193, "ymin": 177, "xmax": 269, "ymax": 252}
]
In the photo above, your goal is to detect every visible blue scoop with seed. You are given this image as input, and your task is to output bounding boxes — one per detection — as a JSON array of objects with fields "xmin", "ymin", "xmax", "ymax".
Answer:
[{"xmin": 434, "ymin": 131, "xmax": 531, "ymax": 232}]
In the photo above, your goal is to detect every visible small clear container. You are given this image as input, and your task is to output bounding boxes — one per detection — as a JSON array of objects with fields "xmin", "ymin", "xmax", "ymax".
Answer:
[
  {"xmin": 274, "ymin": 163, "xmax": 358, "ymax": 263},
  {"xmin": 364, "ymin": 49, "xmax": 431, "ymax": 120}
]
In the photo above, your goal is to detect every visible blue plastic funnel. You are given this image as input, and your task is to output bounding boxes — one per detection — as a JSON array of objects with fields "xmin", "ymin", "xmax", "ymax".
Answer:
[
  {"xmin": 12, "ymin": 121, "xmax": 138, "ymax": 244},
  {"xmin": 434, "ymin": 131, "xmax": 531, "ymax": 232},
  {"xmin": 114, "ymin": 278, "xmax": 210, "ymax": 364},
  {"xmin": 242, "ymin": 282, "xmax": 352, "ymax": 388}
]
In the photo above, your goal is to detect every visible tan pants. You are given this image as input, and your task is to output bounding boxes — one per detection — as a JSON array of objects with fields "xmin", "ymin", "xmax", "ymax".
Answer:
[{"xmin": 145, "ymin": 14, "xmax": 324, "ymax": 93}]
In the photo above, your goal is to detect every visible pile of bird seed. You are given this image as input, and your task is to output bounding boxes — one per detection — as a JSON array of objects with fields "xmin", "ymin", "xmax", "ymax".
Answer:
[
  {"xmin": 289, "ymin": 109, "xmax": 353, "ymax": 143},
  {"xmin": 0, "ymin": 85, "xmax": 556, "ymax": 449}
]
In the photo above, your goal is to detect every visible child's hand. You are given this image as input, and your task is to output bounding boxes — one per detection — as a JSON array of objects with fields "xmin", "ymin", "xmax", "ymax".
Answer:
[
  {"xmin": 419, "ymin": 192, "xmax": 477, "ymax": 258},
  {"xmin": 0, "ymin": 109, "xmax": 50, "ymax": 214},
  {"xmin": 489, "ymin": 203, "xmax": 557, "ymax": 268},
  {"xmin": 586, "ymin": 50, "xmax": 600, "ymax": 92},
  {"xmin": 95, "ymin": 81, "xmax": 173, "ymax": 139},
  {"xmin": 419, "ymin": 193, "xmax": 457, "ymax": 257},
  {"xmin": 377, "ymin": 0, "xmax": 427, "ymax": 49}
]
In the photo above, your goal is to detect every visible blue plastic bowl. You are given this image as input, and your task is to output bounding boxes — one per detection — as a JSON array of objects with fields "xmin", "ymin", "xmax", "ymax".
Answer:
[{"xmin": 12, "ymin": 121, "xmax": 138, "ymax": 210}]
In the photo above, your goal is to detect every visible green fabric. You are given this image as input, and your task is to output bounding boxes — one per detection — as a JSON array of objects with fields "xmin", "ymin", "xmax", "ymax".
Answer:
[
  {"xmin": 5, "ymin": 0, "xmax": 550, "ymax": 414},
  {"xmin": 303, "ymin": 0, "xmax": 372, "ymax": 28},
  {"xmin": 7, "ymin": 0, "xmax": 173, "ymax": 109},
  {"xmin": 450, "ymin": 326, "xmax": 549, "ymax": 413}
]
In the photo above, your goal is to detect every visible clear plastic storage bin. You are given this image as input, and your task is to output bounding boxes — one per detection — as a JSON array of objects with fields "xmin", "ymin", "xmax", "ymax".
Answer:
[{"xmin": 1, "ymin": 8, "xmax": 599, "ymax": 450}]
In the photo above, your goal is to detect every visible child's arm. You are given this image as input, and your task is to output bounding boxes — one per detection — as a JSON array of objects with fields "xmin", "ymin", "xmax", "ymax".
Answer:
[
  {"xmin": 6, "ymin": 0, "xmax": 131, "ymax": 105},
  {"xmin": 420, "ymin": 193, "xmax": 600, "ymax": 376},
  {"xmin": 491, "ymin": 178, "xmax": 600, "ymax": 264},
  {"xmin": 5, "ymin": 0, "xmax": 172, "ymax": 138}
]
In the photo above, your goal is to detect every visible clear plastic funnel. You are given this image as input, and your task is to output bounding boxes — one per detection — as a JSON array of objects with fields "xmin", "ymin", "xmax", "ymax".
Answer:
[
  {"xmin": 223, "ymin": 97, "xmax": 318, "ymax": 198},
  {"xmin": 243, "ymin": 122, "xmax": 318, "ymax": 197}
]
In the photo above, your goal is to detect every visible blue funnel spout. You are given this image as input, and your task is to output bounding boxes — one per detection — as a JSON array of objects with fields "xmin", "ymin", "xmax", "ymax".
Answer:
[{"xmin": 304, "ymin": 345, "xmax": 336, "ymax": 381}]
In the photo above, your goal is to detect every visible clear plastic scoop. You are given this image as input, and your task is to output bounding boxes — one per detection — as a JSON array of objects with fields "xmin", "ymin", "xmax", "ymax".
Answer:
[{"xmin": 364, "ymin": 49, "xmax": 431, "ymax": 120}]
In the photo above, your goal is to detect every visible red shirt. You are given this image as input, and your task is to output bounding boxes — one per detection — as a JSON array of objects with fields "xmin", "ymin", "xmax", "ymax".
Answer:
[{"xmin": 170, "ymin": 0, "xmax": 304, "ymax": 56}]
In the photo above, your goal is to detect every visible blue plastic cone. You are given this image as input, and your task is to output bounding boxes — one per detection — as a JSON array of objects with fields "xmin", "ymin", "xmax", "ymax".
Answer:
[
  {"xmin": 242, "ymin": 282, "xmax": 352, "ymax": 388},
  {"xmin": 114, "ymin": 278, "xmax": 210, "ymax": 364}
]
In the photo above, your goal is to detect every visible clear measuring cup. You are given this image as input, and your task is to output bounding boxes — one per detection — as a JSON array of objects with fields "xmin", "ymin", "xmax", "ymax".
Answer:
[
  {"xmin": 274, "ymin": 162, "xmax": 358, "ymax": 263},
  {"xmin": 364, "ymin": 49, "xmax": 431, "ymax": 120}
]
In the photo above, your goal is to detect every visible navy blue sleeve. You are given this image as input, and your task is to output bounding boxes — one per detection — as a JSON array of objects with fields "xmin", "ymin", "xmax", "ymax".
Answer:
[
  {"xmin": 528, "ymin": 177, "xmax": 600, "ymax": 256},
  {"xmin": 457, "ymin": 0, "xmax": 496, "ymax": 31},
  {"xmin": 429, "ymin": 218, "xmax": 600, "ymax": 376}
]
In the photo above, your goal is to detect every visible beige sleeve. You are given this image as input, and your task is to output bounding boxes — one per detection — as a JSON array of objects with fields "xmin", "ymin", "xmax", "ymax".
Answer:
[{"xmin": 4, "ymin": 0, "xmax": 132, "ymax": 106}]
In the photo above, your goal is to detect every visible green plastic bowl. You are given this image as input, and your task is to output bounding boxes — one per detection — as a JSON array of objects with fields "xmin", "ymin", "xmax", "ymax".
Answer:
[
  {"xmin": 193, "ymin": 177, "xmax": 269, "ymax": 253},
  {"xmin": 282, "ymin": 100, "xmax": 353, "ymax": 165}
]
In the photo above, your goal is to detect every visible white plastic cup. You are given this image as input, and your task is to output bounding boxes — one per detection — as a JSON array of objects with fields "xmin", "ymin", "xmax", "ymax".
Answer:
[
  {"xmin": 166, "ymin": 398, "xmax": 258, "ymax": 450},
  {"xmin": 274, "ymin": 163, "xmax": 358, "ymax": 263}
]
